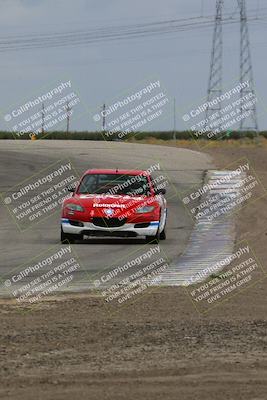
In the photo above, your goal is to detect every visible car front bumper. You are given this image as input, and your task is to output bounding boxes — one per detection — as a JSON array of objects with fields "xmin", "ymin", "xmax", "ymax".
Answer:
[{"xmin": 61, "ymin": 218, "xmax": 159, "ymax": 237}]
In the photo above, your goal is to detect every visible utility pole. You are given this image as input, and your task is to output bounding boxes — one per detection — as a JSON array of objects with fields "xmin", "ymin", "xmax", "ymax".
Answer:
[
  {"xmin": 66, "ymin": 101, "xmax": 71, "ymax": 133},
  {"xmin": 41, "ymin": 102, "xmax": 45, "ymax": 135},
  {"xmin": 173, "ymin": 97, "xmax": 176, "ymax": 141},
  {"xmin": 102, "ymin": 103, "xmax": 106, "ymax": 132}
]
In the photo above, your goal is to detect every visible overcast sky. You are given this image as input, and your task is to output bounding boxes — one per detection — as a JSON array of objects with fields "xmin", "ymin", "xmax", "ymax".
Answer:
[{"xmin": 0, "ymin": 0, "xmax": 266, "ymax": 132}]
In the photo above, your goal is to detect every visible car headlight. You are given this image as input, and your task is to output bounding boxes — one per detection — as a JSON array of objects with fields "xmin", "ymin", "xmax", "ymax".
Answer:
[
  {"xmin": 136, "ymin": 205, "xmax": 155, "ymax": 213},
  {"xmin": 66, "ymin": 203, "xmax": 84, "ymax": 212}
]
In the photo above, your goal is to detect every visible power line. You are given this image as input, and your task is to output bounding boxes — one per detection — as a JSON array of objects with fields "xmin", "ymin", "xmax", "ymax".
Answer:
[{"xmin": 0, "ymin": 12, "xmax": 265, "ymax": 53}]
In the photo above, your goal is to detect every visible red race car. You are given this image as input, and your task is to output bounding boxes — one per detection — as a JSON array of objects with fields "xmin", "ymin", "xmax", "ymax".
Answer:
[{"xmin": 61, "ymin": 169, "xmax": 167, "ymax": 243}]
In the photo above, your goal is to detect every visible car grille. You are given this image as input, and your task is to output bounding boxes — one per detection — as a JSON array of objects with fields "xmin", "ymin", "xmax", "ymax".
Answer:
[{"xmin": 92, "ymin": 217, "xmax": 126, "ymax": 228}]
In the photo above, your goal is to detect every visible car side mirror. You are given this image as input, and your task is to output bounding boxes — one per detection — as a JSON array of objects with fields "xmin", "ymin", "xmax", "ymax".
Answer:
[
  {"xmin": 155, "ymin": 188, "xmax": 166, "ymax": 195},
  {"xmin": 67, "ymin": 186, "xmax": 75, "ymax": 193}
]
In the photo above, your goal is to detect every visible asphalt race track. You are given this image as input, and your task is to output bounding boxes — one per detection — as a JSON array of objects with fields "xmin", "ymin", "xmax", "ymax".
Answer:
[{"xmin": 0, "ymin": 140, "xmax": 213, "ymax": 296}]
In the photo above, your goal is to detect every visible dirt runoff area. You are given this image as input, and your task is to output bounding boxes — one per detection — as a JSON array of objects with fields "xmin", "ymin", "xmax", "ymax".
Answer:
[{"xmin": 1, "ymin": 142, "xmax": 267, "ymax": 400}]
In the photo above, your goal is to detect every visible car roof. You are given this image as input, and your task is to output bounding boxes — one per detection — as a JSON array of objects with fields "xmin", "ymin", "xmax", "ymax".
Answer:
[{"xmin": 83, "ymin": 169, "xmax": 149, "ymax": 176}]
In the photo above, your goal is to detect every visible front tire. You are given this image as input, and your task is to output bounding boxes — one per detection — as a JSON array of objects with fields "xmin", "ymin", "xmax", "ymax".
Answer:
[
  {"xmin": 61, "ymin": 227, "xmax": 82, "ymax": 244},
  {"xmin": 145, "ymin": 229, "xmax": 160, "ymax": 243},
  {"xmin": 160, "ymin": 227, "xmax": 166, "ymax": 240}
]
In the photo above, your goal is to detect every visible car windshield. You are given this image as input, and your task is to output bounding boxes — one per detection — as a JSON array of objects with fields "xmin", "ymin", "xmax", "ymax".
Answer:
[{"xmin": 78, "ymin": 174, "xmax": 151, "ymax": 196}]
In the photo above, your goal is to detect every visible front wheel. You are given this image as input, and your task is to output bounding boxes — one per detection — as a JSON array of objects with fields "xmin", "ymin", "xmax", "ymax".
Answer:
[
  {"xmin": 61, "ymin": 227, "xmax": 82, "ymax": 244},
  {"xmin": 160, "ymin": 227, "xmax": 166, "ymax": 240},
  {"xmin": 145, "ymin": 229, "xmax": 160, "ymax": 243},
  {"xmin": 145, "ymin": 223, "xmax": 166, "ymax": 243}
]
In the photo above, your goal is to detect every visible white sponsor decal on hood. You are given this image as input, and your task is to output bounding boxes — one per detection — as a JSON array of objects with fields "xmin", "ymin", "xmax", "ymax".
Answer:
[{"xmin": 93, "ymin": 203, "xmax": 126, "ymax": 208}]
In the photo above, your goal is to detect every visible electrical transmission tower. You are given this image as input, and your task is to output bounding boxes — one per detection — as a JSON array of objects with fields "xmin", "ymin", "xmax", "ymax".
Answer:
[
  {"xmin": 205, "ymin": 0, "xmax": 223, "ymax": 133},
  {"xmin": 238, "ymin": 0, "xmax": 258, "ymax": 131},
  {"xmin": 206, "ymin": 0, "xmax": 258, "ymax": 135}
]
